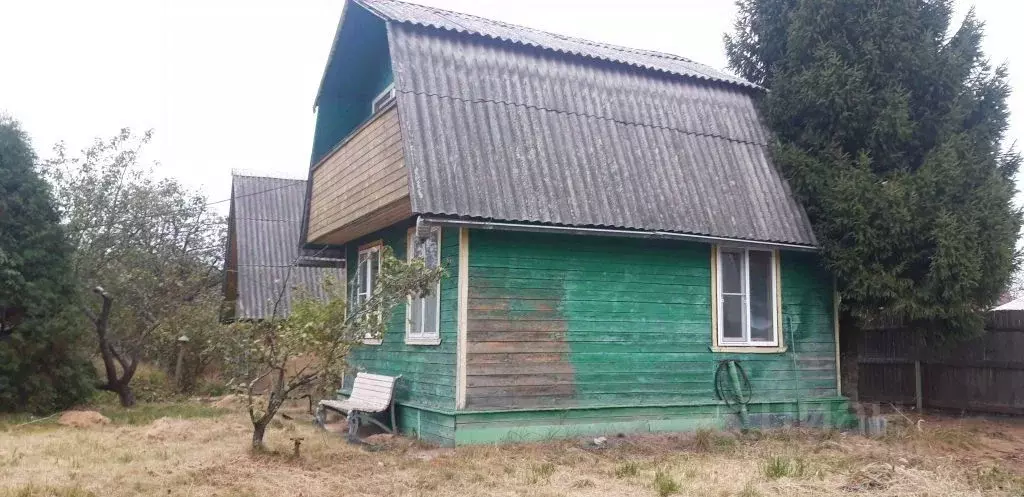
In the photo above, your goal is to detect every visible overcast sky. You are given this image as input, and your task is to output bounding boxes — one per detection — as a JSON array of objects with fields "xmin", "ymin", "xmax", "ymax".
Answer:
[{"xmin": 0, "ymin": 0, "xmax": 1019, "ymax": 215}]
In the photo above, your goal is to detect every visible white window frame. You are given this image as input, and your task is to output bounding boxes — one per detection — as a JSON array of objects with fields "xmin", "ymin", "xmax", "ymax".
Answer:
[
  {"xmin": 405, "ymin": 227, "xmax": 442, "ymax": 345},
  {"xmin": 371, "ymin": 83, "xmax": 396, "ymax": 114},
  {"xmin": 715, "ymin": 246, "xmax": 781, "ymax": 348},
  {"xmin": 356, "ymin": 241, "xmax": 383, "ymax": 345}
]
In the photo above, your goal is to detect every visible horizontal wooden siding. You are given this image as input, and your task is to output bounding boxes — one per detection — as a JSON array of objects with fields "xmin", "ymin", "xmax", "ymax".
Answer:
[
  {"xmin": 465, "ymin": 230, "xmax": 838, "ymax": 410},
  {"xmin": 344, "ymin": 221, "xmax": 458, "ymax": 411},
  {"xmin": 307, "ymin": 106, "xmax": 410, "ymax": 245}
]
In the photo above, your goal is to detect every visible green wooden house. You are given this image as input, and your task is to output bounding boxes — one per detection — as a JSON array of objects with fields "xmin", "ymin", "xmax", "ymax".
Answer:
[{"xmin": 300, "ymin": 0, "xmax": 852, "ymax": 446}]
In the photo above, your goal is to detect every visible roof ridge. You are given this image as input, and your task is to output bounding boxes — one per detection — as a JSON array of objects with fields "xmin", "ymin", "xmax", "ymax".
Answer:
[
  {"xmin": 357, "ymin": 0, "xmax": 751, "ymax": 87},
  {"xmin": 370, "ymin": 0, "xmax": 699, "ymax": 64},
  {"xmin": 231, "ymin": 170, "xmax": 308, "ymax": 182}
]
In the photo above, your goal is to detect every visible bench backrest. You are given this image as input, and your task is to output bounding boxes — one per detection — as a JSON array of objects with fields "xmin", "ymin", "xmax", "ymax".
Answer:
[{"xmin": 348, "ymin": 373, "xmax": 399, "ymax": 411}]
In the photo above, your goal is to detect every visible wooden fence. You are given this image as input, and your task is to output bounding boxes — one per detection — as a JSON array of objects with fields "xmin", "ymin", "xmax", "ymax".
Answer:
[{"xmin": 857, "ymin": 310, "xmax": 1024, "ymax": 414}]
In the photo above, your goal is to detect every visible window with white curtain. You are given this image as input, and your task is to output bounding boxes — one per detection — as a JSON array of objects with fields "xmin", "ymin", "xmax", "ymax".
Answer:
[
  {"xmin": 406, "ymin": 227, "xmax": 441, "ymax": 344},
  {"xmin": 356, "ymin": 242, "xmax": 382, "ymax": 344},
  {"xmin": 716, "ymin": 246, "xmax": 778, "ymax": 346}
]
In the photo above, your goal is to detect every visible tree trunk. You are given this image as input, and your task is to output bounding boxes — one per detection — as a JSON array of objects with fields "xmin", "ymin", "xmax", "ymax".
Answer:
[
  {"xmin": 89, "ymin": 287, "xmax": 139, "ymax": 407},
  {"xmin": 115, "ymin": 383, "xmax": 136, "ymax": 407},
  {"xmin": 839, "ymin": 314, "xmax": 861, "ymax": 403},
  {"xmin": 252, "ymin": 418, "xmax": 269, "ymax": 450},
  {"xmin": 250, "ymin": 381, "xmax": 284, "ymax": 450}
]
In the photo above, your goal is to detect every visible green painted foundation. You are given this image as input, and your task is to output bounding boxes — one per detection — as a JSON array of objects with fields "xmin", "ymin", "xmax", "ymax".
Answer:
[
  {"xmin": 384, "ymin": 398, "xmax": 854, "ymax": 447},
  {"xmin": 395, "ymin": 404, "xmax": 457, "ymax": 446}
]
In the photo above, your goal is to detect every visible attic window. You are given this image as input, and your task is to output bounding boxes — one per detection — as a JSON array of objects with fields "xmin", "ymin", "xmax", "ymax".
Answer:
[{"xmin": 372, "ymin": 84, "xmax": 396, "ymax": 113}]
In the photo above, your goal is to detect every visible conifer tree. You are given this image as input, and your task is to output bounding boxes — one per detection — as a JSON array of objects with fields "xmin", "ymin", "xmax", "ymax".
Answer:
[
  {"xmin": 726, "ymin": 0, "xmax": 1021, "ymax": 398},
  {"xmin": 0, "ymin": 115, "xmax": 94, "ymax": 412}
]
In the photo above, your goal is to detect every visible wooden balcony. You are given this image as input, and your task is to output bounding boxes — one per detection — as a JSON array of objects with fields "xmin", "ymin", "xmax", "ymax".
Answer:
[{"xmin": 306, "ymin": 105, "xmax": 411, "ymax": 245}]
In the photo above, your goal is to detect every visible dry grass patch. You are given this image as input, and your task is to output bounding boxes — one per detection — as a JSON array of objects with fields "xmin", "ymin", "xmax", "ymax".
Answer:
[{"xmin": 1, "ymin": 405, "xmax": 1023, "ymax": 496}]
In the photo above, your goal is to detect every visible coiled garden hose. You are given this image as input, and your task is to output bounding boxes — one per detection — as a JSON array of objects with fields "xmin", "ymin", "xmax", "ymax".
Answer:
[{"xmin": 715, "ymin": 360, "xmax": 753, "ymax": 429}]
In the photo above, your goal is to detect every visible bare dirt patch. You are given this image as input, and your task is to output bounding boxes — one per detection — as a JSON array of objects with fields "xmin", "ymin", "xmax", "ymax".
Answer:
[{"xmin": 2, "ymin": 407, "xmax": 1023, "ymax": 496}]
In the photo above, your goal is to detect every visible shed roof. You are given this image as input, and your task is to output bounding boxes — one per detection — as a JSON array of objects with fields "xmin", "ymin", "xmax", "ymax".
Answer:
[
  {"xmin": 228, "ymin": 174, "xmax": 344, "ymax": 320},
  {"xmin": 315, "ymin": 0, "xmax": 817, "ymax": 247},
  {"xmin": 993, "ymin": 298, "xmax": 1024, "ymax": 311}
]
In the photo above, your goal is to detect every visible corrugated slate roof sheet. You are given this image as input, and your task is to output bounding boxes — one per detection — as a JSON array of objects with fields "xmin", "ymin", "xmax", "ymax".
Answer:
[
  {"xmin": 383, "ymin": 19, "xmax": 816, "ymax": 246},
  {"xmin": 230, "ymin": 174, "xmax": 344, "ymax": 320},
  {"xmin": 355, "ymin": 0, "xmax": 757, "ymax": 90}
]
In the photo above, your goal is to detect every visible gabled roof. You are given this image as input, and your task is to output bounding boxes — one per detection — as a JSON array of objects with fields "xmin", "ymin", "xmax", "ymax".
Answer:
[
  {"xmin": 314, "ymin": 0, "xmax": 756, "ymax": 109},
  {"xmin": 313, "ymin": 0, "xmax": 817, "ymax": 247},
  {"xmin": 227, "ymin": 173, "xmax": 344, "ymax": 320}
]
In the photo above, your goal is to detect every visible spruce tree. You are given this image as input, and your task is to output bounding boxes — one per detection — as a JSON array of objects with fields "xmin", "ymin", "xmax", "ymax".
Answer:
[
  {"xmin": 726, "ymin": 0, "xmax": 1021, "ymax": 398},
  {"xmin": 0, "ymin": 115, "xmax": 94, "ymax": 412}
]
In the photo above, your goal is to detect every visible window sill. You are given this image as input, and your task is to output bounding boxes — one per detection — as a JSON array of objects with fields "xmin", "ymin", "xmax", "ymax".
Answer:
[
  {"xmin": 405, "ymin": 337, "xmax": 441, "ymax": 346},
  {"xmin": 361, "ymin": 339, "xmax": 383, "ymax": 346},
  {"xmin": 710, "ymin": 345, "xmax": 787, "ymax": 354}
]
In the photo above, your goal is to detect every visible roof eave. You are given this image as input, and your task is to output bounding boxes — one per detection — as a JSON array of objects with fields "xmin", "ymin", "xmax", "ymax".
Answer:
[{"xmin": 418, "ymin": 216, "xmax": 818, "ymax": 251}]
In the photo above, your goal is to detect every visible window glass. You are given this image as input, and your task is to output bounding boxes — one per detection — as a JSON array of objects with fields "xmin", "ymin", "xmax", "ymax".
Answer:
[
  {"xmin": 356, "ymin": 244, "xmax": 382, "ymax": 343},
  {"xmin": 368, "ymin": 250, "xmax": 379, "ymax": 296},
  {"xmin": 356, "ymin": 252, "xmax": 369, "ymax": 305},
  {"xmin": 720, "ymin": 250, "xmax": 743, "ymax": 294},
  {"xmin": 409, "ymin": 295, "xmax": 424, "ymax": 337},
  {"xmin": 748, "ymin": 250, "xmax": 774, "ymax": 342},
  {"xmin": 407, "ymin": 227, "xmax": 441, "ymax": 341},
  {"xmin": 716, "ymin": 247, "xmax": 778, "ymax": 347},
  {"xmin": 422, "ymin": 293, "xmax": 438, "ymax": 337},
  {"xmin": 722, "ymin": 294, "xmax": 745, "ymax": 340}
]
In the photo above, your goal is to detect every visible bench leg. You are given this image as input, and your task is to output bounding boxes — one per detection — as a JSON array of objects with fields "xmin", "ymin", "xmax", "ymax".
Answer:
[
  {"xmin": 390, "ymin": 403, "xmax": 397, "ymax": 434},
  {"xmin": 314, "ymin": 403, "xmax": 327, "ymax": 428},
  {"xmin": 346, "ymin": 411, "xmax": 361, "ymax": 443}
]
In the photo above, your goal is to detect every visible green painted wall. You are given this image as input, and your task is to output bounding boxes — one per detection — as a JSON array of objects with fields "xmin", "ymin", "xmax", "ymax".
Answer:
[
  {"xmin": 311, "ymin": 3, "xmax": 394, "ymax": 165},
  {"xmin": 343, "ymin": 220, "xmax": 459, "ymax": 443},
  {"xmin": 342, "ymin": 225, "xmax": 843, "ymax": 445},
  {"xmin": 465, "ymin": 230, "xmax": 840, "ymax": 410}
]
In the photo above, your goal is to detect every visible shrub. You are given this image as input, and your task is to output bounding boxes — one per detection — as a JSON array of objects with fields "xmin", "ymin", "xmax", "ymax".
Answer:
[
  {"xmin": 615, "ymin": 461, "xmax": 640, "ymax": 478},
  {"xmin": 763, "ymin": 455, "xmax": 807, "ymax": 479},
  {"xmin": 653, "ymin": 470, "xmax": 681, "ymax": 496},
  {"xmin": 127, "ymin": 365, "xmax": 180, "ymax": 403}
]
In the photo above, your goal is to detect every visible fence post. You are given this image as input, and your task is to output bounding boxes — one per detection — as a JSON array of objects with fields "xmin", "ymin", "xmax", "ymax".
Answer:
[
  {"xmin": 175, "ymin": 335, "xmax": 190, "ymax": 390},
  {"xmin": 914, "ymin": 359, "xmax": 923, "ymax": 412}
]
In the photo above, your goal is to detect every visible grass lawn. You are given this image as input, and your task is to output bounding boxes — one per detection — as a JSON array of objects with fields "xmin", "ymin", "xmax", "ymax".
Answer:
[{"xmin": 2, "ymin": 400, "xmax": 1024, "ymax": 497}]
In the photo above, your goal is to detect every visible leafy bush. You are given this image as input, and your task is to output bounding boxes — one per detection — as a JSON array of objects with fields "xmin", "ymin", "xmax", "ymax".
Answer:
[{"xmin": 128, "ymin": 365, "xmax": 180, "ymax": 403}]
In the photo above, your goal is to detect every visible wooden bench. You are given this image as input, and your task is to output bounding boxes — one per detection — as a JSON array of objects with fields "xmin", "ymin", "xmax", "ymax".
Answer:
[{"xmin": 315, "ymin": 373, "xmax": 400, "ymax": 441}]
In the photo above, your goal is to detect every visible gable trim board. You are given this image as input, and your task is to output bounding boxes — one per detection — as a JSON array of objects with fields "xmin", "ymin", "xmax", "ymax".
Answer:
[{"xmin": 456, "ymin": 227, "xmax": 469, "ymax": 409}]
